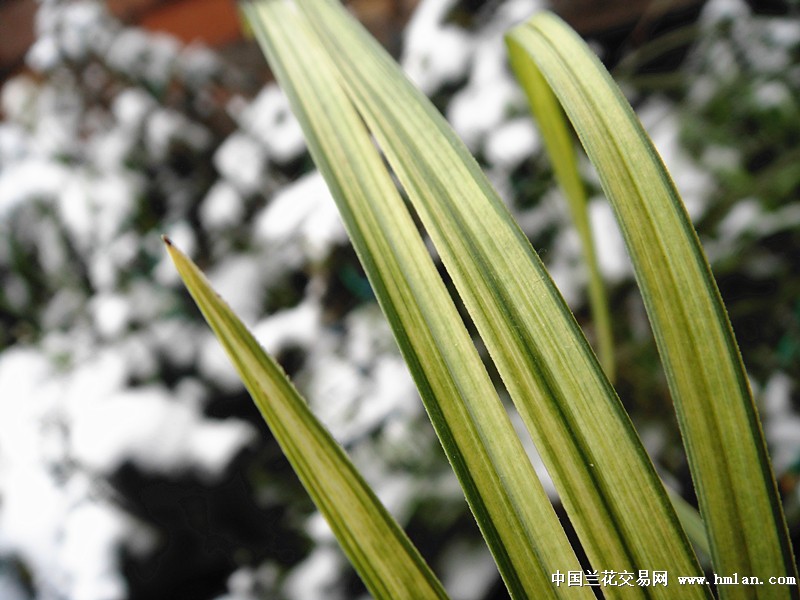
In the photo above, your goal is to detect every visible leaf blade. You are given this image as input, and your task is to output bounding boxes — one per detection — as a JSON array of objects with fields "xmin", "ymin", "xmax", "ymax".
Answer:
[
  {"xmin": 164, "ymin": 238, "xmax": 448, "ymax": 600},
  {"xmin": 293, "ymin": 1, "xmax": 709, "ymax": 596},
  {"xmin": 520, "ymin": 58, "xmax": 615, "ymax": 380},
  {"xmin": 240, "ymin": 2, "xmax": 591, "ymax": 597},
  {"xmin": 507, "ymin": 12, "xmax": 798, "ymax": 597}
]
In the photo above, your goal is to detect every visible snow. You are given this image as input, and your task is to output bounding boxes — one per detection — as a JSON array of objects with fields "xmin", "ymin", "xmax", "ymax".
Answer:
[
  {"xmin": 1, "ymin": 468, "xmax": 156, "ymax": 600},
  {"xmin": 3, "ymin": 274, "xmax": 31, "ymax": 312},
  {"xmin": 709, "ymin": 200, "xmax": 800, "ymax": 262},
  {"xmin": 253, "ymin": 300, "xmax": 321, "ymax": 355},
  {"xmin": 33, "ymin": 94, "xmax": 82, "ymax": 158},
  {"xmin": 26, "ymin": 36, "xmax": 61, "ymax": 72},
  {"xmin": 106, "ymin": 27, "xmax": 180, "ymax": 85},
  {"xmin": 444, "ymin": 0, "xmax": 544, "ymax": 151},
  {"xmin": 717, "ymin": 198, "xmax": 761, "ymax": 241},
  {"xmin": 0, "ymin": 160, "xmax": 66, "ymax": 216},
  {"xmin": 215, "ymin": 564, "xmax": 279, "ymax": 600},
  {"xmin": 112, "ymin": 88, "xmax": 155, "ymax": 131},
  {"xmin": 214, "ymin": 132, "xmax": 268, "ymax": 194},
  {"xmin": 239, "ymin": 85, "xmax": 307, "ymax": 164},
  {"xmin": 116, "ymin": 334, "xmax": 160, "ymax": 381},
  {"xmin": 87, "ymin": 252, "xmax": 119, "ymax": 292},
  {"xmin": 32, "ymin": 218, "xmax": 67, "ymax": 277},
  {"xmin": 58, "ymin": 2, "xmax": 106, "ymax": 62},
  {"xmin": 589, "ymin": 198, "xmax": 632, "ymax": 282},
  {"xmin": 90, "ymin": 293, "xmax": 131, "ymax": 339},
  {"xmin": 303, "ymin": 354, "xmax": 364, "ymax": 441},
  {"xmin": 484, "ymin": 117, "xmax": 540, "ymax": 169},
  {"xmin": 141, "ymin": 34, "xmax": 181, "ymax": 86},
  {"xmin": 0, "ymin": 338, "xmax": 257, "ymax": 597},
  {"xmin": 58, "ymin": 501, "xmax": 138, "ymax": 600},
  {"xmin": 280, "ymin": 306, "xmax": 420, "ymax": 448},
  {"xmin": 253, "ymin": 170, "xmax": 347, "ymax": 262},
  {"xmin": 367, "ymin": 357, "xmax": 420, "ymax": 420},
  {"xmin": 0, "ymin": 4, "xmax": 308, "ymax": 598},
  {"xmin": 91, "ymin": 173, "xmax": 139, "ymax": 244},
  {"xmin": 88, "ymin": 128, "xmax": 135, "ymax": 170},
  {"xmin": 146, "ymin": 108, "xmax": 211, "ymax": 160},
  {"xmin": 197, "ymin": 333, "xmax": 246, "ymax": 393},
  {"xmin": 699, "ymin": 0, "xmax": 750, "ymax": 24},
  {"xmin": 108, "ymin": 231, "xmax": 140, "ymax": 271},
  {"xmin": 186, "ymin": 418, "xmax": 258, "ymax": 479},
  {"xmin": 701, "ymin": 144, "xmax": 740, "ymax": 172},
  {"xmin": 439, "ymin": 540, "xmax": 499, "ymax": 600},
  {"xmin": 495, "ymin": 0, "xmax": 545, "ymax": 27},
  {"xmin": 0, "ymin": 466, "xmax": 66, "ymax": 599},
  {"xmin": 227, "ymin": 567, "xmax": 258, "ymax": 599},
  {"xmin": 201, "ymin": 181, "xmax": 246, "ymax": 230},
  {"xmin": 447, "ymin": 63, "xmax": 520, "ymax": 151},
  {"xmin": 401, "ymin": 0, "xmax": 472, "ymax": 95},
  {"xmin": 764, "ymin": 18, "xmax": 800, "ymax": 48},
  {"xmin": 0, "ymin": 350, "xmax": 67, "ymax": 598},
  {"xmin": 0, "ymin": 349, "xmax": 58, "ymax": 467},
  {"xmin": 753, "ymin": 80, "xmax": 791, "ymax": 109},
  {"xmin": 205, "ymin": 253, "xmax": 265, "ymax": 324},
  {"xmin": 763, "ymin": 373, "xmax": 800, "ymax": 474},
  {"xmin": 0, "ymin": 124, "xmax": 29, "ymax": 165},
  {"xmin": 343, "ymin": 305, "xmax": 396, "ymax": 368},
  {"xmin": 1, "ymin": 76, "xmax": 39, "ymax": 124},
  {"xmin": 283, "ymin": 546, "xmax": 344, "ymax": 600},
  {"xmin": 53, "ymin": 172, "xmax": 93, "ymax": 249},
  {"xmin": 105, "ymin": 29, "xmax": 151, "ymax": 75},
  {"xmin": 150, "ymin": 319, "xmax": 200, "ymax": 368},
  {"xmin": 178, "ymin": 44, "xmax": 221, "ymax": 84},
  {"xmin": 70, "ymin": 385, "xmax": 256, "ymax": 478}
]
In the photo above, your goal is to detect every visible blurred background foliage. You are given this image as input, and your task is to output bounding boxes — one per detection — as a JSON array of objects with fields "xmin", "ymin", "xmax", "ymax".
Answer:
[{"xmin": 0, "ymin": 1, "xmax": 798, "ymax": 599}]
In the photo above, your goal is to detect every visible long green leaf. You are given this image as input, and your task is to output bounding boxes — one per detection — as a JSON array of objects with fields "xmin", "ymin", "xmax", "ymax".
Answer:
[
  {"xmin": 290, "ymin": 0, "xmax": 708, "ymax": 597},
  {"xmin": 522, "ymin": 62, "xmax": 615, "ymax": 381},
  {"xmin": 507, "ymin": 13, "xmax": 798, "ymax": 598},
  {"xmin": 292, "ymin": 1, "xmax": 708, "ymax": 597},
  {"xmin": 514, "ymin": 20, "xmax": 709, "ymax": 560},
  {"xmin": 163, "ymin": 238, "xmax": 448, "ymax": 600},
  {"xmin": 667, "ymin": 487, "xmax": 711, "ymax": 564},
  {"xmin": 240, "ymin": 2, "xmax": 590, "ymax": 597}
]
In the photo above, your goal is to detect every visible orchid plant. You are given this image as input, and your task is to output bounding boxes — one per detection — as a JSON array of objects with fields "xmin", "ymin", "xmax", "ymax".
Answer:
[{"xmin": 165, "ymin": 1, "xmax": 798, "ymax": 597}]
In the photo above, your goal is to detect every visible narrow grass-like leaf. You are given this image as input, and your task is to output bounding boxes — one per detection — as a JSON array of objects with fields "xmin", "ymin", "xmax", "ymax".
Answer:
[
  {"xmin": 507, "ymin": 13, "xmax": 798, "ymax": 597},
  {"xmin": 667, "ymin": 487, "xmax": 711, "ymax": 565},
  {"xmin": 292, "ymin": 1, "xmax": 708, "ymax": 596},
  {"xmin": 520, "ymin": 64, "xmax": 615, "ymax": 381},
  {"xmin": 240, "ymin": 2, "xmax": 590, "ymax": 597},
  {"xmin": 516, "ymin": 42, "xmax": 709, "ymax": 558},
  {"xmin": 163, "ymin": 238, "xmax": 448, "ymax": 600}
]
